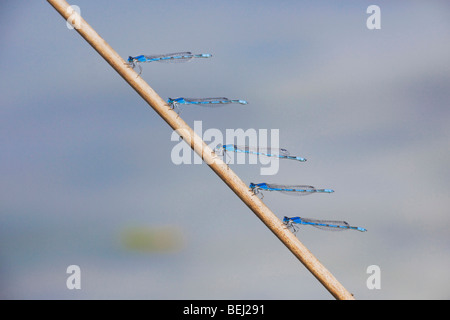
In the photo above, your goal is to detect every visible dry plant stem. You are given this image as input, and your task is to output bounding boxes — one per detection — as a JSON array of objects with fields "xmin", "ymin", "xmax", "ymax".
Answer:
[{"xmin": 47, "ymin": 0, "xmax": 355, "ymax": 300}]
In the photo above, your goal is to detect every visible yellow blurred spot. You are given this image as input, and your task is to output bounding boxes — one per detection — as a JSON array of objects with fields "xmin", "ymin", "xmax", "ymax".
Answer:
[{"xmin": 120, "ymin": 226, "xmax": 184, "ymax": 253}]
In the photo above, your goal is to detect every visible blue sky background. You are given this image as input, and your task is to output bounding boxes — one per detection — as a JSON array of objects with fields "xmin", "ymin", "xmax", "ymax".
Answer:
[{"xmin": 1, "ymin": 1, "xmax": 449, "ymax": 299}]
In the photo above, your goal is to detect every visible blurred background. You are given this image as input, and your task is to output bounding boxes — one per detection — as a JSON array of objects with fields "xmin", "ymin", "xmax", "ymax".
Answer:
[{"xmin": 1, "ymin": 0, "xmax": 449, "ymax": 299}]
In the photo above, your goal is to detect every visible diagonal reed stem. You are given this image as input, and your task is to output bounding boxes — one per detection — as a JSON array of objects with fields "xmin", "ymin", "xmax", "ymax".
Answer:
[{"xmin": 47, "ymin": 0, "xmax": 355, "ymax": 300}]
